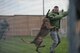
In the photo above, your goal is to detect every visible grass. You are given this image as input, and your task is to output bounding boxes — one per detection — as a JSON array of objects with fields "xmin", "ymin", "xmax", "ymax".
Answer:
[{"xmin": 0, "ymin": 36, "xmax": 69, "ymax": 53}]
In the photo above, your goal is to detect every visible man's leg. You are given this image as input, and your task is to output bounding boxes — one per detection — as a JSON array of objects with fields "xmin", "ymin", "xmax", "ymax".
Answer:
[
  {"xmin": 56, "ymin": 32, "xmax": 61, "ymax": 46},
  {"xmin": 50, "ymin": 31, "xmax": 61, "ymax": 53}
]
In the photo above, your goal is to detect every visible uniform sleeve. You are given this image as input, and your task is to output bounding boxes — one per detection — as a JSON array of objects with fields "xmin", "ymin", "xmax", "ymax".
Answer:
[
  {"xmin": 53, "ymin": 12, "xmax": 68, "ymax": 20},
  {"xmin": 48, "ymin": 12, "xmax": 68, "ymax": 20},
  {"xmin": 48, "ymin": 12, "xmax": 57, "ymax": 18}
]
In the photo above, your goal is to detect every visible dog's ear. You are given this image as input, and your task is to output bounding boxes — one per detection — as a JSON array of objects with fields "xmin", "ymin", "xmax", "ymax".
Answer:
[{"xmin": 45, "ymin": 9, "xmax": 50, "ymax": 18}]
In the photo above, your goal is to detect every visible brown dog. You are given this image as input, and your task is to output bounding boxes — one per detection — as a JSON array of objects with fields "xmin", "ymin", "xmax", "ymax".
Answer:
[{"xmin": 31, "ymin": 17, "xmax": 51, "ymax": 53}]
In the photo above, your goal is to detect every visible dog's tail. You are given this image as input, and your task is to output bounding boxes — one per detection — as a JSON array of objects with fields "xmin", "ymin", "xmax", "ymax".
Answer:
[{"xmin": 20, "ymin": 38, "xmax": 30, "ymax": 44}]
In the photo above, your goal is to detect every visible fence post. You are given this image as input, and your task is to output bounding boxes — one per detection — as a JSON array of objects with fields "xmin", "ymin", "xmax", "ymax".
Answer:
[{"xmin": 68, "ymin": 0, "xmax": 80, "ymax": 53}]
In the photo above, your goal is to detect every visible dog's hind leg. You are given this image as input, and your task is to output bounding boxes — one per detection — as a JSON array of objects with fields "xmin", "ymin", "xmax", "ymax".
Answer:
[
  {"xmin": 36, "ymin": 40, "xmax": 43, "ymax": 53},
  {"xmin": 36, "ymin": 47, "xmax": 41, "ymax": 53}
]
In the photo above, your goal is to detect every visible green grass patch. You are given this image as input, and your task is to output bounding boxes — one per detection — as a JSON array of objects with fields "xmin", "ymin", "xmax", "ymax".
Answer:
[{"xmin": 0, "ymin": 36, "xmax": 69, "ymax": 53}]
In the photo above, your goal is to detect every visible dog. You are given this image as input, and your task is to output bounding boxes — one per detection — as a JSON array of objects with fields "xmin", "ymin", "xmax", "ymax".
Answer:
[{"xmin": 31, "ymin": 17, "xmax": 50, "ymax": 53}]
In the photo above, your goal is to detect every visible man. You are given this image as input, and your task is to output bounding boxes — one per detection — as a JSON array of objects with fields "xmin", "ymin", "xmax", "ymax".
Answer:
[
  {"xmin": 47, "ymin": 6, "xmax": 68, "ymax": 53},
  {"xmin": 0, "ymin": 18, "xmax": 9, "ymax": 40}
]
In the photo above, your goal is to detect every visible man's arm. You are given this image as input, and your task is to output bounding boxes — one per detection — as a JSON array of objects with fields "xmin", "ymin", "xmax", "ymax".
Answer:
[
  {"xmin": 54, "ymin": 12, "xmax": 68, "ymax": 20},
  {"xmin": 48, "ymin": 11, "xmax": 68, "ymax": 20},
  {"xmin": 48, "ymin": 12, "xmax": 57, "ymax": 18}
]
